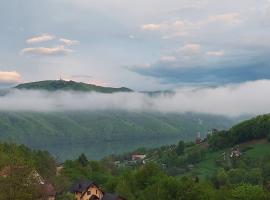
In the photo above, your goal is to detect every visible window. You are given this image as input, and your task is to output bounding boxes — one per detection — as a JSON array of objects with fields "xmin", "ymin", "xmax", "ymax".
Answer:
[
  {"xmin": 87, "ymin": 191, "xmax": 91, "ymax": 195},
  {"xmin": 96, "ymin": 190, "xmax": 97, "ymax": 194}
]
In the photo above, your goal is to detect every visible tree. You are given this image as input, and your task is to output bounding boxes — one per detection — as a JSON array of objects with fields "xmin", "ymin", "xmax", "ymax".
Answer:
[
  {"xmin": 229, "ymin": 184, "xmax": 268, "ymax": 200},
  {"xmin": 227, "ymin": 168, "xmax": 246, "ymax": 185},
  {"xmin": 216, "ymin": 168, "xmax": 229, "ymax": 187},
  {"xmin": 0, "ymin": 165, "xmax": 40, "ymax": 200},
  {"xmin": 78, "ymin": 153, "xmax": 88, "ymax": 167},
  {"xmin": 176, "ymin": 141, "xmax": 185, "ymax": 156}
]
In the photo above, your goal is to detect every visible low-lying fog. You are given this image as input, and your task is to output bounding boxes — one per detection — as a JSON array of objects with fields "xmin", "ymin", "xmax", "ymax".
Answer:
[{"xmin": 0, "ymin": 79, "xmax": 269, "ymax": 117}]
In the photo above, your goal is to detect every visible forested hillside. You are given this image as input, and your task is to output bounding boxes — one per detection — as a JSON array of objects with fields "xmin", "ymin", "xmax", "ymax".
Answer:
[
  {"xmin": 0, "ymin": 111, "xmax": 234, "ymax": 146},
  {"xmin": 208, "ymin": 114, "xmax": 270, "ymax": 150},
  {"xmin": 1, "ymin": 114, "xmax": 270, "ymax": 200},
  {"xmin": 57, "ymin": 114, "xmax": 270, "ymax": 200}
]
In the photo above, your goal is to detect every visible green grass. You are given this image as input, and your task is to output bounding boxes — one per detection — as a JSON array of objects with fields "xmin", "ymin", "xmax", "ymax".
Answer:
[
  {"xmin": 185, "ymin": 140, "xmax": 270, "ymax": 179},
  {"xmin": 244, "ymin": 141, "xmax": 270, "ymax": 158},
  {"xmin": 183, "ymin": 149, "xmax": 224, "ymax": 178}
]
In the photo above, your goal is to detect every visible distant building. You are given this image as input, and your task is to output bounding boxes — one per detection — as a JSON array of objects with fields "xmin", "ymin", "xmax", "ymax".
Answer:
[
  {"xmin": 132, "ymin": 154, "xmax": 146, "ymax": 161},
  {"xmin": 195, "ymin": 132, "xmax": 202, "ymax": 144},
  {"xmin": 230, "ymin": 147, "xmax": 241, "ymax": 158}
]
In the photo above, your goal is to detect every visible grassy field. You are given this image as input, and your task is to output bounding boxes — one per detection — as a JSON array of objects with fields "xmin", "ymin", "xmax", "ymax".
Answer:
[
  {"xmin": 184, "ymin": 139, "xmax": 270, "ymax": 179},
  {"xmin": 244, "ymin": 139, "xmax": 270, "ymax": 158}
]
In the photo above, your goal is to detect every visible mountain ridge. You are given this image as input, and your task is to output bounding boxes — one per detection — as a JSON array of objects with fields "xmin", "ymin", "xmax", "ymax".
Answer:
[{"xmin": 14, "ymin": 80, "xmax": 133, "ymax": 93}]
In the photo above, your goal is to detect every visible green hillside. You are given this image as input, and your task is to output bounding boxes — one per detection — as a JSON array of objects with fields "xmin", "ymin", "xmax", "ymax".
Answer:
[
  {"xmin": 59, "ymin": 114, "xmax": 270, "ymax": 200},
  {"xmin": 0, "ymin": 111, "xmax": 234, "ymax": 147},
  {"xmin": 15, "ymin": 80, "xmax": 132, "ymax": 93}
]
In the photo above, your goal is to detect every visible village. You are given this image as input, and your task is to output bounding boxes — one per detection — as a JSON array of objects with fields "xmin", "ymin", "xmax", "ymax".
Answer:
[{"xmin": 0, "ymin": 130, "xmax": 244, "ymax": 200}]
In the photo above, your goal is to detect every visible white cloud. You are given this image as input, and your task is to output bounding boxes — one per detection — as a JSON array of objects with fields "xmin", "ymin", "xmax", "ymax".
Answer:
[
  {"xmin": 59, "ymin": 38, "xmax": 80, "ymax": 46},
  {"xmin": 178, "ymin": 43, "xmax": 201, "ymax": 55},
  {"xmin": 1, "ymin": 79, "xmax": 270, "ymax": 117},
  {"xmin": 141, "ymin": 23, "xmax": 162, "ymax": 31},
  {"xmin": 206, "ymin": 50, "xmax": 225, "ymax": 57},
  {"xmin": 26, "ymin": 34, "xmax": 55, "ymax": 44},
  {"xmin": 205, "ymin": 13, "xmax": 241, "ymax": 25},
  {"xmin": 0, "ymin": 71, "xmax": 21, "ymax": 83},
  {"xmin": 160, "ymin": 56, "xmax": 177, "ymax": 62},
  {"xmin": 129, "ymin": 35, "xmax": 135, "ymax": 39},
  {"xmin": 141, "ymin": 20, "xmax": 188, "ymax": 38},
  {"xmin": 141, "ymin": 12, "xmax": 241, "ymax": 40},
  {"xmin": 21, "ymin": 45, "xmax": 73, "ymax": 56}
]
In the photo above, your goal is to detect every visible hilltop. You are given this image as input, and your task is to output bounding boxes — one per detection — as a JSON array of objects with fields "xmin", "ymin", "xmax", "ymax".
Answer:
[{"xmin": 14, "ymin": 80, "xmax": 133, "ymax": 93}]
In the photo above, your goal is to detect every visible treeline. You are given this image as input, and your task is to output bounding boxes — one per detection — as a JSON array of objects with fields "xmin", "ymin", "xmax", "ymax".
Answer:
[
  {"xmin": 208, "ymin": 114, "xmax": 270, "ymax": 150},
  {"xmin": 0, "ymin": 143, "xmax": 56, "ymax": 200},
  {"xmin": 59, "ymin": 155, "xmax": 270, "ymax": 200},
  {"xmin": 0, "ymin": 111, "xmax": 233, "ymax": 148}
]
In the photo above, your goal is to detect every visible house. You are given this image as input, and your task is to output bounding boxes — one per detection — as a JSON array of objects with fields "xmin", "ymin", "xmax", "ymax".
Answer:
[
  {"xmin": 70, "ymin": 180, "xmax": 104, "ymax": 200},
  {"xmin": 102, "ymin": 193, "xmax": 126, "ymax": 200},
  {"xmin": 70, "ymin": 181, "xmax": 127, "ymax": 200},
  {"xmin": 195, "ymin": 132, "xmax": 202, "ymax": 144},
  {"xmin": 230, "ymin": 147, "xmax": 241, "ymax": 158},
  {"xmin": 131, "ymin": 154, "xmax": 146, "ymax": 161}
]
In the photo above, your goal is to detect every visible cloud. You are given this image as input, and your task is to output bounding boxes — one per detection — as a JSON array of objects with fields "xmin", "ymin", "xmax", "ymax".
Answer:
[
  {"xmin": 129, "ymin": 35, "xmax": 135, "ymax": 39},
  {"xmin": 178, "ymin": 43, "xmax": 201, "ymax": 55},
  {"xmin": 26, "ymin": 34, "xmax": 55, "ymax": 44},
  {"xmin": 160, "ymin": 56, "xmax": 177, "ymax": 62},
  {"xmin": 206, "ymin": 50, "xmax": 225, "ymax": 57},
  {"xmin": 205, "ymin": 13, "xmax": 241, "ymax": 25},
  {"xmin": 131, "ymin": 54, "xmax": 270, "ymax": 85},
  {"xmin": 141, "ymin": 24, "xmax": 162, "ymax": 31},
  {"xmin": 21, "ymin": 45, "xmax": 73, "ymax": 56},
  {"xmin": 140, "ymin": 12, "xmax": 241, "ymax": 39},
  {"xmin": 59, "ymin": 38, "xmax": 80, "ymax": 46},
  {"xmin": 1, "ymin": 79, "xmax": 270, "ymax": 117},
  {"xmin": 0, "ymin": 71, "xmax": 21, "ymax": 84},
  {"xmin": 141, "ymin": 20, "xmax": 188, "ymax": 38}
]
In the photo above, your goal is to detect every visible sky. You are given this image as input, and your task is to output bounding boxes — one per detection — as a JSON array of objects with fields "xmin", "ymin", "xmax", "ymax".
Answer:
[{"xmin": 0, "ymin": 0, "xmax": 270, "ymax": 90}]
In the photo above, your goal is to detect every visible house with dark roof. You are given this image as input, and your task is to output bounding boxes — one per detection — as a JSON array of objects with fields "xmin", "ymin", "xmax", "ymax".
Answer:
[{"xmin": 70, "ymin": 180, "xmax": 104, "ymax": 200}]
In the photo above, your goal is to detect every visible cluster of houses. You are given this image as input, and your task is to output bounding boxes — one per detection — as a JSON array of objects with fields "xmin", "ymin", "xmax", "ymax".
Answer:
[
  {"xmin": 0, "ymin": 165, "xmax": 126, "ymax": 200},
  {"xmin": 230, "ymin": 146, "xmax": 241, "ymax": 158}
]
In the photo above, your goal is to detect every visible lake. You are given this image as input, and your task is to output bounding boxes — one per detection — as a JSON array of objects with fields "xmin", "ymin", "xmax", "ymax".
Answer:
[{"xmin": 34, "ymin": 137, "xmax": 185, "ymax": 162}]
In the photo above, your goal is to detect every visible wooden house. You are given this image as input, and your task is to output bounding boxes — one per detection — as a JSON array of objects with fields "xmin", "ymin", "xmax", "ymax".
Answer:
[{"xmin": 70, "ymin": 180, "xmax": 104, "ymax": 200}]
